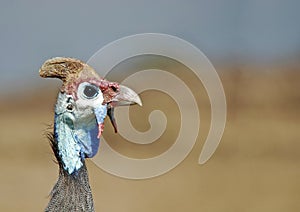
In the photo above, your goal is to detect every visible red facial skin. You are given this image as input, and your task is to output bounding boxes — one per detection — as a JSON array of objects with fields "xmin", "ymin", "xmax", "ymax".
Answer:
[
  {"xmin": 62, "ymin": 77, "xmax": 120, "ymax": 139},
  {"xmin": 63, "ymin": 77, "xmax": 120, "ymax": 104},
  {"xmin": 97, "ymin": 123, "xmax": 105, "ymax": 139}
]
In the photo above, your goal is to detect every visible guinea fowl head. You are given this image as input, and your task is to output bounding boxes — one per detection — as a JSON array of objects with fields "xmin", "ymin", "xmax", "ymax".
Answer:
[{"xmin": 40, "ymin": 57, "xmax": 142, "ymax": 175}]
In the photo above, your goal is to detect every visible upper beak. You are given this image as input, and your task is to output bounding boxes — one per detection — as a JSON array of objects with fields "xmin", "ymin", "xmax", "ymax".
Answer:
[{"xmin": 106, "ymin": 85, "xmax": 142, "ymax": 133}]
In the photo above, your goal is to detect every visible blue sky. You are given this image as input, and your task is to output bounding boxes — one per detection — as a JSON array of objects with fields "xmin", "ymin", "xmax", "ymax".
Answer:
[{"xmin": 0, "ymin": 0, "xmax": 299, "ymax": 93}]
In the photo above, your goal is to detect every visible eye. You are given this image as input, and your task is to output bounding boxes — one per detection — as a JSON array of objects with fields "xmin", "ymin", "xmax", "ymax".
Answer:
[
  {"xmin": 78, "ymin": 82, "xmax": 102, "ymax": 101},
  {"xmin": 83, "ymin": 85, "xmax": 99, "ymax": 99}
]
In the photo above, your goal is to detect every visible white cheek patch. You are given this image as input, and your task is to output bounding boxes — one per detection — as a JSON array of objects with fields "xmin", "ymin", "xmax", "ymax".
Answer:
[{"xmin": 76, "ymin": 94, "xmax": 104, "ymax": 109}]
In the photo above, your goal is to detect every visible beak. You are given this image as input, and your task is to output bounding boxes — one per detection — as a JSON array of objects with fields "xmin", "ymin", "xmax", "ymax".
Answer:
[
  {"xmin": 107, "ymin": 85, "xmax": 142, "ymax": 133},
  {"xmin": 111, "ymin": 85, "xmax": 142, "ymax": 107}
]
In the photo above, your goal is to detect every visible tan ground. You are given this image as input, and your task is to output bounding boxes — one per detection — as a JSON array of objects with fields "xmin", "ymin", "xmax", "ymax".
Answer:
[{"xmin": 0, "ymin": 66, "xmax": 299, "ymax": 211}]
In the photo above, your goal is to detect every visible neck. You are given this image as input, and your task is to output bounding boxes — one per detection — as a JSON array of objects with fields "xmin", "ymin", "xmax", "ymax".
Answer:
[{"xmin": 45, "ymin": 134, "xmax": 95, "ymax": 212}]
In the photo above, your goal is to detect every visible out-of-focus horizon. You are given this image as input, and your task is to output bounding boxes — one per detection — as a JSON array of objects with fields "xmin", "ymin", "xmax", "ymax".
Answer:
[
  {"xmin": 0, "ymin": 0, "xmax": 300, "ymax": 95},
  {"xmin": 1, "ymin": 1, "xmax": 300, "ymax": 212}
]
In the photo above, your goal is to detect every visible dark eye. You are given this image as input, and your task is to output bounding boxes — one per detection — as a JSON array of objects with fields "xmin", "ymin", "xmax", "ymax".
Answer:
[{"xmin": 83, "ymin": 85, "xmax": 98, "ymax": 98}]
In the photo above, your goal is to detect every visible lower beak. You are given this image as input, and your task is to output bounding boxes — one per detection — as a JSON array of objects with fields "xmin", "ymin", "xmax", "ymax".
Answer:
[{"xmin": 108, "ymin": 85, "xmax": 142, "ymax": 133}]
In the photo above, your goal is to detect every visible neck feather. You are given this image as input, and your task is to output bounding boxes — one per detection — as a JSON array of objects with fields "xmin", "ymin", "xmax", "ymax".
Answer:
[{"xmin": 45, "ymin": 133, "xmax": 95, "ymax": 212}]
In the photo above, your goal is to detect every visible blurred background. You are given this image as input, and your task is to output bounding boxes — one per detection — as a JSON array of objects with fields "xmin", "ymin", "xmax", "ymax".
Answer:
[{"xmin": 0, "ymin": 0, "xmax": 300, "ymax": 211}]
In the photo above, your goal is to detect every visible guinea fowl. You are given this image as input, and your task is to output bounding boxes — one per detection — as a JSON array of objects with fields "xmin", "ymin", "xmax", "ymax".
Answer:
[{"xmin": 39, "ymin": 57, "xmax": 141, "ymax": 211}]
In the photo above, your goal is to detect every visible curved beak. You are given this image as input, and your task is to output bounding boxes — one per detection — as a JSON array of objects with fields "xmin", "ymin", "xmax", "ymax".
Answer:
[
  {"xmin": 107, "ymin": 85, "xmax": 142, "ymax": 133},
  {"xmin": 110, "ymin": 85, "xmax": 142, "ymax": 107}
]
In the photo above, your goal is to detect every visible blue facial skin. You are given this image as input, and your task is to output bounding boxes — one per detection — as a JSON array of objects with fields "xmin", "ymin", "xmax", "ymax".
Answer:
[
  {"xmin": 74, "ymin": 105, "xmax": 107, "ymax": 159},
  {"xmin": 54, "ymin": 93, "xmax": 108, "ymax": 175},
  {"xmin": 94, "ymin": 106, "xmax": 107, "ymax": 126}
]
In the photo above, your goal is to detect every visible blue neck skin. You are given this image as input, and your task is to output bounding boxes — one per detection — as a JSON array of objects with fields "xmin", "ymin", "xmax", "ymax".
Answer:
[{"xmin": 54, "ymin": 93, "xmax": 107, "ymax": 175}]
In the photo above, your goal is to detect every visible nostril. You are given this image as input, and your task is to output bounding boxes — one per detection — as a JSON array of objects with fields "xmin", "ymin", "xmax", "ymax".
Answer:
[
  {"xmin": 111, "ymin": 86, "xmax": 117, "ymax": 92},
  {"xmin": 108, "ymin": 82, "xmax": 119, "ymax": 92}
]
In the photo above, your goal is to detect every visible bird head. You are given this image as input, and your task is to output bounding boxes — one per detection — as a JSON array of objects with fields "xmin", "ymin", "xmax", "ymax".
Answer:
[{"xmin": 40, "ymin": 57, "xmax": 141, "ymax": 174}]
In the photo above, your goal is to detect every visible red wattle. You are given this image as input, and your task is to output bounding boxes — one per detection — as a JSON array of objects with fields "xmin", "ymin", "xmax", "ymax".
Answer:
[{"xmin": 97, "ymin": 123, "xmax": 105, "ymax": 139}]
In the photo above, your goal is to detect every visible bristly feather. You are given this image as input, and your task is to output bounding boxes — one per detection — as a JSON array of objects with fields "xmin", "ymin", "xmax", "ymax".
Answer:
[{"xmin": 45, "ymin": 133, "xmax": 95, "ymax": 212}]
